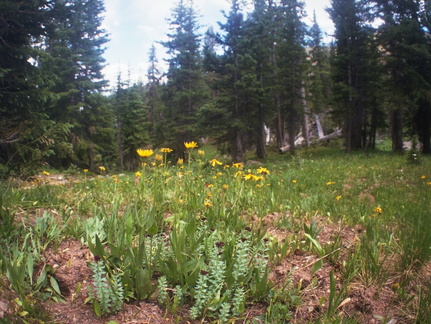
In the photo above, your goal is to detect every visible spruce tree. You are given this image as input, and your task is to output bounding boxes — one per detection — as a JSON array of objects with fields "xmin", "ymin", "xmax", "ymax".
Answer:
[
  {"xmin": 275, "ymin": 0, "xmax": 308, "ymax": 155},
  {"xmin": 161, "ymin": 0, "xmax": 210, "ymax": 157},
  {"xmin": 374, "ymin": 0, "xmax": 431, "ymax": 153},
  {"xmin": 41, "ymin": 0, "xmax": 112, "ymax": 170}
]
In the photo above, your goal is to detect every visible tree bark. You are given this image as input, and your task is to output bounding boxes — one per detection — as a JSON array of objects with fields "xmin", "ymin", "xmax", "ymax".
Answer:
[{"xmin": 391, "ymin": 108, "xmax": 404, "ymax": 152}]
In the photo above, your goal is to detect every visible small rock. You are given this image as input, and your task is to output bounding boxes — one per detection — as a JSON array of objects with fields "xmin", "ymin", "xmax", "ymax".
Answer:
[{"xmin": 0, "ymin": 301, "xmax": 8, "ymax": 312}]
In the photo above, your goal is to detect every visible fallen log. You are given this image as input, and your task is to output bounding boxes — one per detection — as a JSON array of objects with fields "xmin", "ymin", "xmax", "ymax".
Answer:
[{"xmin": 279, "ymin": 129, "xmax": 342, "ymax": 154}]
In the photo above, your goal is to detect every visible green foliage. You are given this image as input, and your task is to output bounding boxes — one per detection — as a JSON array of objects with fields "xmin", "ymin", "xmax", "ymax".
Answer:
[{"xmin": 87, "ymin": 260, "xmax": 124, "ymax": 316}]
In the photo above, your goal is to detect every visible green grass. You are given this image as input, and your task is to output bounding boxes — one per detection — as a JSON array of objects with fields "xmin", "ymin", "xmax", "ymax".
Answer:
[{"xmin": 1, "ymin": 146, "xmax": 430, "ymax": 322}]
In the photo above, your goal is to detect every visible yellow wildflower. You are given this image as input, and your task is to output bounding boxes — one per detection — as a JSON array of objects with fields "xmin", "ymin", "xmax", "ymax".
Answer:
[
  {"xmin": 135, "ymin": 171, "xmax": 142, "ymax": 178},
  {"xmin": 207, "ymin": 184, "xmax": 214, "ymax": 188},
  {"xmin": 257, "ymin": 167, "xmax": 270, "ymax": 175},
  {"xmin": 160, "ymin": 148, "xmax": 173, "ymax": 153},
  {"xmin": 232, "ymin": 162, "xmax": 243, "ymax": 169},
  {"xmin": 204, "ymin": 199, "xmax": 212, "ymax": 207},
  {"xmin": 222, "ymin": 184, "xmax": 229, "ymax": 190},
  {"xmin": 43, "ymin": 171, "xmax": 50, "ymax": 176},
  {"xmin": 235, "ymin": 171, "xmax": 243, "ymax": 177},
  {"xmin": 427, "ymin": 182, "xmax": 431, "ymax": 186},
  {"xmin": 373, "ymin": 206, "xmax": 383, "ymax": 214},
  {"xmin": 209, "ymin": 158, "xmax": 223, "ymax": 167},
  {"xmin": 137, "ymin": 149, "xmax": 154, "ymax": 158},
  {"xmin": 177, "ymin": 158, "xmax": 184, "ymax": 165},
  {"xmin": 184, "ymin": 141, "xmax": 198, "ymax": 149},
  {"xmin": 99, "ymin": 166, "xmax": 106, "ymax": 171},
  {"xmin": 198, "ymin": 150, "xmax": 205, "ymax": 156},
  {"xmin": 84, "ymin": 169, "xmax": 88, "ymax": 173},
  {"xmin": 224, "ymin": 165, "xmax": 230, "ymax": 169},
  {"xmin": 336, "ymin": 195, "xmax": 342, "ymax": 200},
  {"xmin": 292, "ymin": 179, "xmax": 297, "ymax": 183},
  {"xmin": 326, "ymin": 181, "xmax": 336, "ymax": 185},
  {"xmin": 155, "ymin": 154, "xmax": 163, "ymax": 162}
]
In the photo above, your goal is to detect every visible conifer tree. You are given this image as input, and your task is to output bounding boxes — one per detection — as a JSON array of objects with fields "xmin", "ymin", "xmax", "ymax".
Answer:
[
  {"xmin": 41, "ymin": 0, "xmax": 113, "ymax": 169},
  {"xmin": 374, "ymin": 0, "xmax": 431, "ymax": 153},
  {"xmin": 161, "ymin": 0, "xmax": 210, "ymax": 157},
  {"xmin": 0, "ymin": 0, "xmax": 65, "ymax": 176},
  {"xmin": 275, "ymin": 0, "xmax": 308, "ymax": 155}
]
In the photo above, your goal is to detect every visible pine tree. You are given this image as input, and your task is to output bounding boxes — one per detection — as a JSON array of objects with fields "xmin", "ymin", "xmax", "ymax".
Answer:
[
  {"xmin": 41, "ymin": 0, "xmax": 113, "ymax": 170},
  {"xmin": 374, "ymin": 0, "xmax": 431, "ymax": 153},
  {"xmin": 329, "ymin": 0, "xmax": 378, "ymax": 151},
  {"xmin": 274, "ymin": 0, "xmax": 308, "ymax": 155},
  {"xmin": 146, "ymin": 44, "xmax": 166, "ymax": 147},
  {"xmin": 0, "ymin": 0, "xmax": 72, "ymax": 176},
  {"xmin": 161, "ymin": 0, "xmax": 210, "ymax": 157}
]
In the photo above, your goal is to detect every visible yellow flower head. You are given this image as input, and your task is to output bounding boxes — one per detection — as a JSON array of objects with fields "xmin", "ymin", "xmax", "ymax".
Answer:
[
  {"xmin": 257, "ymin": 167, "xmax": 270, "ymax": 175},
  {"xmin": 84, "ymin": 169, "xmax": 89, "ymax": 173},
  {"xmin": 209, "ymin": 158, "xmax": 223, "ymax": 167},
  {"xmin": 326, "ymin": 181, "xmax": 336, "ymax": 186},
  {"xmin": 43, "ymin": 170, "xmax": 50, "ymax": 176},
  {"xmin": 232, "ymin": 162, "xmax": 243, "ymax": 169},
  {"xmin": 222, "ymin": 184, "xmax": 229, "ymax": 190},
  {"xmin": 177, "ymin": 158, "xmax": 184, "ymax": 165},
  {"xmin": 135, "ymin": 171, "xmax": 142, "ymax": 178},
  {"xmin": 184, "ymin": 141, "xmax": 198, "ymax": 149},
  {"xmin": 421, "ymin": 175, "xmax": 426, "ymax": 179},
  {"xmin": 98, "ymin": 166, "xmax": 106, "ymax": 171},
  {"xmin": 160, "ymin": 148, "xmax": 173, "ymax": 153},
  {"xmin": 336, "ymin": 195, "xmax": 342, "ymax": 200},
  {"xmin": 373, "ymin": 206, "xmax": 383, "ymax": 214},
  {"xmin": 198, "ymin": 150, "xmax": 205, "ymax": 156},
  {"xmin": 204, "ymin": 199, "xmax": 212, "ymax": 207},
  {"xmin": 137, "ymin": 149, "xmax": 154, "ymax": 158},
  {"xmin": 235, "ymin": 170, "xmax": 243, "ymax": 177},
  {"xmin": 292, "ymin": 179, "xmax": 297, "ymax": 183},
  {"xmin": 155, "ymin": 154, "xmax": 163, "ymax": 162}
]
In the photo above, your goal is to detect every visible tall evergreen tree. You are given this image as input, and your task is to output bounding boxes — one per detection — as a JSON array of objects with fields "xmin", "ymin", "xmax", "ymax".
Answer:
[
  {"xmin": 42, "ymin": 0, "xmax": 113, "ymax": 170},
  {"xmin": 207, "ymin": 0, "xmax": 260, "ymax": 162},
  {"xmin": 161, "ymin": 0, "xmax": 210, "ymax": 156},
  {"xmin": 329, "ymin": 0, "xmax": 377, "ymax": 151},
  {"xmin": 0, "ymin": 0, "xmax": 67, "ymax": 176},
  {"xmin": 374, "ymin": 0, "xmax": 431, "ymax": 153},
  {"xmin": 146, "ymin": 44, "xmax": 166, "ymax": 147},
  {"xmin": 275, "ymin": 0, "xmax": 308, "ymax": 155}
]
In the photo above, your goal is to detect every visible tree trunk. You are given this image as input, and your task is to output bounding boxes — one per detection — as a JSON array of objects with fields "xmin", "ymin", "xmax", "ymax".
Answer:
[
  {"xmin": 415, "ymin": 103, "xmax": 431, "ymax": 154},
  {"xmin": 231, "ymin": 129, "xmax": 245, "ymax": 162},
  {"xmin": 301, "ymin": 84, "xmax": 310, "ymax": 147},
  {"xmin": 391, "ymin": 108, "xmax": 404, "ymax": 152},
  {"xmin": 314, "ymin": 113, "xmax": 325, "ymax": 139},
  {"xmin": 274, "ymin": 108, "xmax": 285, "ymax": 148},
  {"xmin": 255, "ymin": 115, "xmax": 266, "ymax": 159}
]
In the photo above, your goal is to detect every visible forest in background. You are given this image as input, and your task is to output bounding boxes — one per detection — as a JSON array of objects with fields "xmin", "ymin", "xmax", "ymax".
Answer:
[{"xmin": 1, "ymin": 0, "xmax": 430, "ymax": 177}]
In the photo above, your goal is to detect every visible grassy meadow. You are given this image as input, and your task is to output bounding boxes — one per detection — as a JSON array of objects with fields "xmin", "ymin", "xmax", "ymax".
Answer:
[{"xmin": 1, "ymin": 143, "xmax": 431, "ymax": 323}]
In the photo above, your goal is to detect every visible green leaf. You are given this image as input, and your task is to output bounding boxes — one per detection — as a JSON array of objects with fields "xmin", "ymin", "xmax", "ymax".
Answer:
[
  {"xmin": 93, "ymin": 300, "xmax": 102, "ymax": 317},
  {"xmin": 311, "ymin": 259, "xmax": 323, "ymax": 275},
  {"xmin": 49, "ymin": 276, "xmax": 62, "ymax": 296}
]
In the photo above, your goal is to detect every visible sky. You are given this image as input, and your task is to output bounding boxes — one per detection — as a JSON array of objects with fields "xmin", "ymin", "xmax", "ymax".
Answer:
[{"xmin": 101, "ymin": 0, "xmax": 334, "ymax": 90}]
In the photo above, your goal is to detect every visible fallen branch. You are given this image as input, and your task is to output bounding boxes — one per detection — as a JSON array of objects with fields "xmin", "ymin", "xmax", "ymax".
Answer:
[{"xmin": 279, "ymin": 129, "xmax": 342, "ymax": 153}]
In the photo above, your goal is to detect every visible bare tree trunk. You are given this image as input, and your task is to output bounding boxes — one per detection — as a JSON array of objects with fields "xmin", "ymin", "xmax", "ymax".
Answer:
[
  {"xmin": 255, "ymin": 115, "xmax": 266, "ymax": 159},
  {"xmin": 314, "ymin": 113, "xmax": 325, "ymax": 139},
  {"xmin": 301, "ymin": 83, "xmax": 310, "ymax": 147}
]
